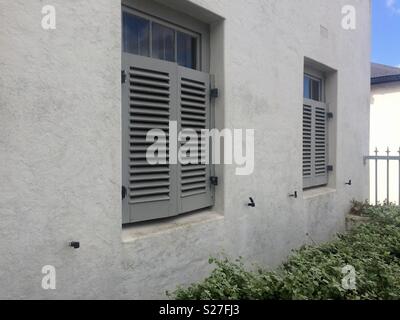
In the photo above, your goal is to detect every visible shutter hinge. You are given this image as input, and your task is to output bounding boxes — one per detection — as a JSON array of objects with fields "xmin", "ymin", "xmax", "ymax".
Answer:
[
  {"xmin": 121, "ymin": 70, "xmax": 127, "ymax": 84},
  {"xmin": 122, "ymin": 186, "xmax": 127, "ymax": 200},
  {"xmin": 327, "ymin": 112, "xmax": 334, "ymax": 119},
  {"xmin": 210, "ymin": 176, "xmax": 218, "ymax": 186},
  {"xmin": 210, "ymin": 88, "xmax": 219, "ymax": 99},
  {"xmin": 327, "ymin": 165, "xmax": 334, "ymax": 172}
]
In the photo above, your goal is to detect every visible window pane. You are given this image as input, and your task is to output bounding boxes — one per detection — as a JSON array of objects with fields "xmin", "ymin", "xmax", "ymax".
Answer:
[
  {"xmin": 311, "ymin": 79, "xmax": 321, "ymax": 101},
  {"xmin": 152, "ymin": 23, "xmax": 175, "ymax": 62},
  {"xmin": 177, "ymin": 32, "xmax": 197, "ymax": 69},
  {"xmin": 122, "ymin": 12, "xmax": 150, "ymax": 56},
  {"xmin": 303, "ymin": 76, "xmax": 311, "ymax": 99}
]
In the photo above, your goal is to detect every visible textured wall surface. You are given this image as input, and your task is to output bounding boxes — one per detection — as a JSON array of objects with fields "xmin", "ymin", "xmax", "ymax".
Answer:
[
  {"xmin": 0, "ymin": 0, "xmax": 370, "ymax": 299},
  {"xmin": 370, "ymin": 83, "xmax": 400, "ymax": 204}
]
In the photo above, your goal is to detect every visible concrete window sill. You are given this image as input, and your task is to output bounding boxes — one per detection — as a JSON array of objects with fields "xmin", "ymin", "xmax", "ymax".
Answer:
[
  {"xmin": 121, "ymin": 210, "xmax": 224, "ymax": 243},
  {"xmin": 303, "ymin": 187, "xmax": 336, "ymax": 200}
]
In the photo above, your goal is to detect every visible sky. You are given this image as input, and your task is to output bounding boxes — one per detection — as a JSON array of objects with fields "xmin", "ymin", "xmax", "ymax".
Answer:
[{"xmin": 372, "ymin": 0, "xmax": 400, "ymax": 67}]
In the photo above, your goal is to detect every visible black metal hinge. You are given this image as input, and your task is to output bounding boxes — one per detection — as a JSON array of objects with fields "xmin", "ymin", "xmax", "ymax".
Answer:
[
  {"xmin": 210, "ymin": 176, "xmax": 218, "ymax": 186},
  {"xmin": 121, "ymin": 70, "xmax": 127, "ymax": 84},
  {"xmin": 327, "ymin": 165, "xmax": 334, "ymax": 172},
  {"xmin": 210, "ymin": 88, "xmax": 219, "ymax": 98},
  {"xmin": 122, "ymin": 186, "xmax": 127, "ymax": 200},
  {"xmin": 327, "ymin": 112, "xmax": 334, "ymax": 119}
]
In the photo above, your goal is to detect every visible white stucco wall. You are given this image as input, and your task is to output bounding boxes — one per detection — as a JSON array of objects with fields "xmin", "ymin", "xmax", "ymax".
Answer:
[
  {"xmin": 370, "ymin": 82, "xmax": 400, "ymax": 204},
  {"xmin": 0, "ymin": 0, "xmax": 370, "ymax": 299}
]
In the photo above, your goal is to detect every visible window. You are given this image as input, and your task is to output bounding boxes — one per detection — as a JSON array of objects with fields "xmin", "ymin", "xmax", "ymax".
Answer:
[
  {"xmin": 152, "ymin": 22, "xmax": 175, "ymax": 62},
  {"xmin": 122, "ymin": 10, "xmax": 200, "ymax": 70},
  {"xmin": 122, "ymin": 12, "xmax": 150, "ymax": 57},
  {"xmin": 177, "ymin": 32, "xmax": 197, "ymax": 70},
  {"xmin": 121, "ymin": 6, "xmax": 213, "ymax": 224},
  {"xmin": 303, "ymin": 73, "xmax": 328, "ymax": 189},
  {"xmin": 304, "ymin": 74, "xmax": 322, "ymax": 102}
]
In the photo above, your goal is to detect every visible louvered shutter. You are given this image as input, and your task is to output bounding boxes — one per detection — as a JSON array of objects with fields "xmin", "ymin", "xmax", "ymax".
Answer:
[
  {"xmin": 303, "ymin": 98, "xmax": 328, "ymax": 189},
  {"xmin": 177, "ymin": 66, "xmax": 214, "ymax": 214},
  {"xmin": 122, "ymin": 53, "xmax": 178, "ymax": 224}
]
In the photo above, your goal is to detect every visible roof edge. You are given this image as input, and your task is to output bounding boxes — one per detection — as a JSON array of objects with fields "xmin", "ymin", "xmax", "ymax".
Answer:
[{"xmin": 371, "ymin": 75, "xmax": 400, "ymax": 85}]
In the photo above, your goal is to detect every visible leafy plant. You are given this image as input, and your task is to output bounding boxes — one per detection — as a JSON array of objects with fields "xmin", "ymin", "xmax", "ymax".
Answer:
[{"xmin": 170, "ymin": 203, "xmax": 400, "ymax": 300}]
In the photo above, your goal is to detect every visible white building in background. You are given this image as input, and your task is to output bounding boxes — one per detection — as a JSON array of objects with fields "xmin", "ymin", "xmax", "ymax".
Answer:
[
  {"xmin": 370, "ymin": 63, "xmax": 400, "ymax": 204},
  {"xmin": 0, "ymin": 0, "xmax": 370, "ymax": 299}
]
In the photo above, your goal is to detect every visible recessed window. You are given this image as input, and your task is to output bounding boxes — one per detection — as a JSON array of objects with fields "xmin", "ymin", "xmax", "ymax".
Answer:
[
  {"xmin": 303, "ymin": 71, "xmax": 328, "ymax": 189},
  {"xmin": 304, "ymin": 75, "xmax": 322, "ymax": 102},
  {"xmin": 177, "ymin": 31, "xmax": 197, "ymax": 69},
  {"xmin": 122, "ymin": 11, "xmax": 199, "ymax": 70},
  {"xmin": 122, "ymin": 5, "xmax": 212, "ymax": 224},
  {"xmin": 152, "ymin": 22, "xmax": 175, "ymax": 62},
  {"xmin": 122, "ymin": 12, "xmax": 150, "ymax": 57}
]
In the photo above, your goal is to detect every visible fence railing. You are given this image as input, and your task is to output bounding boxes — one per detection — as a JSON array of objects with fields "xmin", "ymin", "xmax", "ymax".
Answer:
[{"xmin": 364, "ymin": 148, "xmax": 400, "ymax": 205}]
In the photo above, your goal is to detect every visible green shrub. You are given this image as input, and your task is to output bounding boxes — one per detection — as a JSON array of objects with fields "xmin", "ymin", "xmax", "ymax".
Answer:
[{"xmin": 170, "ymin": 203, "xmax": 400, "ymax": 300}]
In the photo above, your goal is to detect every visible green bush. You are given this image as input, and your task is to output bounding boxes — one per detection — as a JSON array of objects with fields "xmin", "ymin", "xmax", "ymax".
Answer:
[{"xmin": 170, "ymin": 202, "xmax": 400, "ymax": 300}]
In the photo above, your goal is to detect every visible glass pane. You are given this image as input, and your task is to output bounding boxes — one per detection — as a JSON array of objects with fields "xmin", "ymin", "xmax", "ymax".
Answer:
[
  {"xmin": 122, "ymin": 12, "xmax": 150, "ymax": 56},
  {"xmin": 152, "ymin": 22, "xmax": 175, "ymax": 62},
  {"xmin": 311, "ymin": 79, "xmax": 321, "ymax": 101},
  {"xmin": 303, "ymin": 76, "xmax": 311, "ymax": 99},
  {"xmin": 177, "ymin": 32, "xmax": 197, "ymax": 69}
]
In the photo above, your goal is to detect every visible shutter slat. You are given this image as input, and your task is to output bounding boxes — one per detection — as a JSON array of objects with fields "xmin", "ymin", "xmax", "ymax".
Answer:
[
  {"xmin": 131, "ymin": 93, "xmax": 170, "ymax": 103},
  {"xmin": 130, "ymin": 85, "xmax": 170, "ymax": 95},
  {"xmin": 303, "ymin": 99, "xmax": 328, "ymax": 188},
  {"xmin": 302, "ymin": 104, "xmax": 313, "ymax": 178},
  {"xmin": 130, "ymin": 167, "xmax": 170, "ymax": 174},
  {"xmin": 131, "ymin": 78, "xmax": 170, "ymax": 89},
  {"xmin": 127, "ymin": 64, "xmax": 171, "ymax": 207},
  {"xmin": 178, "ymin": 68, "xmax": 213, "ymax": 207},
  {"xmin": 131, "ymin": 173, "xmax": 170, "ymax": 181},
  {"xmin": 130, "ymin": 69, "xmax": 170, "ymax": 81},
  {"xmin": 130, "ymin": 186, "xmax": 169, "ymax": 199},
  {"xmin": 129, "ymin": 100, "xmax": 170, "ymax": 110}
]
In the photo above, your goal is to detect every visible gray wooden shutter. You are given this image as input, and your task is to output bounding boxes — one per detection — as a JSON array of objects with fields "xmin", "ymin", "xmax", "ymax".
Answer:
[
  {"xmin": 122, "ymin": 53, "xmax": 178, "ymax": 224},
  {"xmin": 303, "ymin": 98, "xmax": 328, "ymax": 189},
  {"xmin": 177, "ymin": 66, "xmax": 214, "ymax": 214}
]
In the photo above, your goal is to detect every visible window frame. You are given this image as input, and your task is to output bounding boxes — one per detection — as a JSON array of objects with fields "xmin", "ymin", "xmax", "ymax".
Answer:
[
  {"xmin": 122, "ymin": 5, "xmax": 202, "ymax": 71},
  {"xmin": 302, "ymin": 69, "xmax": 329, "ymax": 190},
  {"xmin": 121, "ymin": 1, "xmax": 214, "ymax": 224},
  {"xmin": 304, "ymin": 73, "xmax": 325, "ymax": 102}
]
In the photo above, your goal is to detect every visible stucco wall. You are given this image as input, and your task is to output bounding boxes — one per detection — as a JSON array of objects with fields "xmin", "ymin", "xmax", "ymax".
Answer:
[
  {"xmin": 0, "ymin": 0, "xmax": 370, "ymax": 299},
  {"xmin": 370, "ymin": 83, "xmax": 400, "ymax": 204}
]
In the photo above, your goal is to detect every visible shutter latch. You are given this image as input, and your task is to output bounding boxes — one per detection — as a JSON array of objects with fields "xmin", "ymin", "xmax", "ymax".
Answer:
[
  {"xmin": 289, "ymin": 191, "xmax": 298, "ymax": 199},
  {"xmin": 121, "ymin": 70, "xmax": 127, "ymax": 84},
  {"xmin": 210, "ymin": 176, "xmax": 218, "ymax": 186},
  {"xmin": 327, "ymin": 112, "xmax": 334, "ymax": 119},
  {"xmin": 122, "ymin": 186, "xmax": 127, "ymax": 200},
  {"xmin": 248, "ymin": 197, "xmax": 256, "ymax": 208}
]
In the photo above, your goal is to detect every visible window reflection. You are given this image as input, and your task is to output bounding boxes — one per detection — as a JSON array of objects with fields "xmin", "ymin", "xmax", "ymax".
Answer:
[
  {"xmin": 122, "ymin": 12, "xmax": 150, "ymax": 56},
  {"xmin": 177, "ymin": 32, "xmax": 197, "ymax": 69},
  {"xmin": 152, "ymin": 23, "xmax": 175, "ymax": 62}
]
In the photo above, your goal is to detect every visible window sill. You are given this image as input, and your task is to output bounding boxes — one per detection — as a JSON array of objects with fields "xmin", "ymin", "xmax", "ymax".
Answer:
[
  {"xmin": 121, "ymin": 210, "xmax": 224, "ymax": 243},
  {"xmin": 303, "ymin": 187, "xmax": 336, "ymax": 200}
]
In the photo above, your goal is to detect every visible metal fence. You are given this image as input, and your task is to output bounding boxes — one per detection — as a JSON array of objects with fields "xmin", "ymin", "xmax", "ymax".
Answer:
[{"xmin": 364, "ymin": 148, "xmax": 400, "ymax": 205}]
